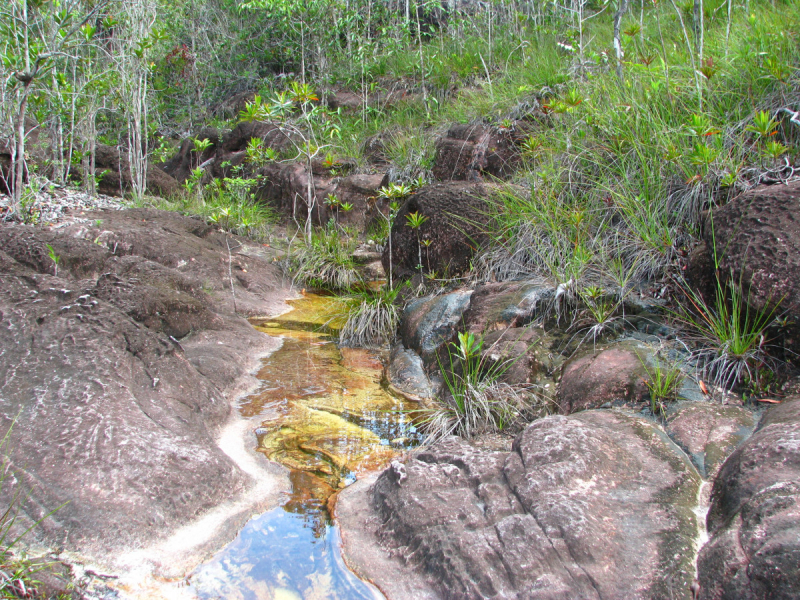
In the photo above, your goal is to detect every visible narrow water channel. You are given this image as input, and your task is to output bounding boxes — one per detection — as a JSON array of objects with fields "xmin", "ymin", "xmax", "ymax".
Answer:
[{"xmin": 186, "ymin": 294, "xmax": 421, "ymax": 600}]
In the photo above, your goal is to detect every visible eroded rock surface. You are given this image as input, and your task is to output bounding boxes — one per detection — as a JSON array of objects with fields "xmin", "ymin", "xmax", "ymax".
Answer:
[
  {"xmin": 666, "ymin": 402, "xmax": 755, "ymax": 479},
  {"xmin": 557, "ymin": 341, "xmax": 650, "ymax": 414},
  {"xmin": 432, "ymin": 122, "xmax": 521, "ymax": 181},
  {"xmin": 339, "ymin": 409, "xmax": 701, "ymax": 600},
  {"xmin": 0, "ymin": 208, "xmax": 291, "ymax": 563},
  {"xmin": 383, "ymin": 181, "xmax": 494, "ymax": 279},
  {"xmin": 698, "ymin": 396, "xmax": 800, "ymax": 600},
  {"xmin": 703, "ymin": 181, "xmax": 800, "ymax": 361},
  {"xmin": 93, "ymin": 144, "xmax": 181, "ymax": 198},
  {"xmin": 460, "ymin": 278, "xmax": 555, "ymax": 333}
]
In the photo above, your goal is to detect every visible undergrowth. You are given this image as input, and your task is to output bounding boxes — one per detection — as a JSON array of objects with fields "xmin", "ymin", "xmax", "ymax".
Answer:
[
  {"xmin": 420, "ymin": 331, "xmax": 550, "ymax": 442},
  {"xmin": 286, "ymin": 220, "xmax": 361, "ymax": 290},
  {"xmin": 337, "ymin": 283, "xmax": 408, "ymax": 348}
]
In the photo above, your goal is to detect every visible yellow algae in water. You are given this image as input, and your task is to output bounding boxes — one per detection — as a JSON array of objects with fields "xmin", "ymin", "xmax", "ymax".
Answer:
[
  {"xmin": 258, "ymin": 405, "xmax": 388, "ymax": 485},
  {"xmin": 254, "ymin": 293, "xmax": 348, "ymax": 333}
]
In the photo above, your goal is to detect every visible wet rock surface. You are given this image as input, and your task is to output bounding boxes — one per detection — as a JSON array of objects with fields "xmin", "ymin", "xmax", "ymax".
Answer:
[
  {"xmin": 698, "ymin": 396, "xmax": 800, "ymax": 600},
  {"xmin": 399, "ymin": 289, "xmax": 472, "ymax": 364},
  {"xmin": 666, "ymin": 402, "xmax": 755, "ymax": 479},
  {"xmin": 557, "ymin": 341, "xmax": 651, "ymax": 414},
  {"xmin": 385, "ymin": 344, "xmax": 437, "ymax": 402},
  {"xmin": 339, "ymin": 409, "xmax": 702, "ymax": 600},
  {"xmin": 0, "ymin": 208, "xmax": 291, "ymax": 563}
]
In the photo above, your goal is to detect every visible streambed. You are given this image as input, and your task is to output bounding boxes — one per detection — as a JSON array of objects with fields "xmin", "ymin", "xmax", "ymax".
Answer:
[{"xmin": 185, "ymin": 293, "xmax": 422, "ymax": 599}]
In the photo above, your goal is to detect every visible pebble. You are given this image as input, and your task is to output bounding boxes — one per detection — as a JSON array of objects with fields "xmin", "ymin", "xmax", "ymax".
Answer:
[{"xmin": 1, "ymin": 182, "xmax": 125, "ymax": 226}]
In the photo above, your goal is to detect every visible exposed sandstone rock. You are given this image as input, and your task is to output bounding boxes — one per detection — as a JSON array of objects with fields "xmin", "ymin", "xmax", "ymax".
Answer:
[
  {"xmin": 0, "ymin": 208, "xmax": 291, "ymax": 563},
  {"xmin": 701, "ymin": 181, "xmax": 800, "ymax": 361},
  {"xmin": 254, "ymin": 161, "xmax": 387, "ymax": 229},
  {"xmin": 338, "ymin": 409, "xmax": 701, "ymax": 600},
  {"xmin": 399, "ymin": 289, "xmax": 472, "ymax": 364},
  {"xmin": 160, "ymin": 127, "xmax": 222, "ymax": 184},
  {"xmin": 382, "ymin": 181, "xmax": 495, "ymax": 279},
  {"xmin": 385, "ymin": 344, "xmax": 437, "ymax": 402},
  {"xmin": 697, "ymin": 396, "xmax": 800, "ymax": 599},
  {"xmin": 460, "ymin": 279, "xmax": 556, "ymax": 333},
  {"xmin": 93, "ymin": 144, "xmax": 181, "ymax": 198},
  {"xmin": 557, "ymin": 341, "xmax": 650, "ymax": 413},
  {"xmin": 432, "ymin": 122, "xmax": 521, "ymax": 182},
  {"xmin": 666, "ymin": 402, "xmax": 755, "ymax": 479}
]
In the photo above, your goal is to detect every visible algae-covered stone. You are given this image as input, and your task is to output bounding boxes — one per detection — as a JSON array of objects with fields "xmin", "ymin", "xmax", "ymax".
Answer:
[{"xmin": 386, "ymin": 344, "xmax": 437, "ymax": 402}]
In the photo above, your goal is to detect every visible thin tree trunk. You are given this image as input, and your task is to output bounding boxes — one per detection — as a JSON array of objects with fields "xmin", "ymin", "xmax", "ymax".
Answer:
[
  {"xmin": 613, "ymin": 0, "xmax": 631, "ymax": 80},
  {"xmin": 13, "ymin": 85, "xmax": 32, "ymax": 210}
]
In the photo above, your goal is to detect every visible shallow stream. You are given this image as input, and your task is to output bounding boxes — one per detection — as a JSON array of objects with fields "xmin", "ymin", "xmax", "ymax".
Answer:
[{"xmin": 186, "ymin": 293, "xmax": 421, "ymax": 599}]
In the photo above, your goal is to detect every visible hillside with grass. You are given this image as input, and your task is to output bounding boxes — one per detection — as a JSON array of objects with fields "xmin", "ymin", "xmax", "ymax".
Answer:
[{"xmin": 1, "ymin": 0, "xmax": 800, "ymax": 598}]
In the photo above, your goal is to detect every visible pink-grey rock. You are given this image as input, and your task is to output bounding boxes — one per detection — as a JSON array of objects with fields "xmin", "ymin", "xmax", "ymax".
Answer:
[
  {"xmin": 697, "ymin": 396, "xmax": 800, "ymax": 600},
  {"xmin": 557, "ymin": 342, "xmax": 650, "ymax": 413},
  {"xmin": 666, "ymin": 402, "xmax": 755, "ymax": 478},
  {"xmin": 338, "ymin": 409, "xmax": 701, "ymax": 600},
  {"xmin": 0, "ymin": 208, "xmax": 290, "ymax": 562}
]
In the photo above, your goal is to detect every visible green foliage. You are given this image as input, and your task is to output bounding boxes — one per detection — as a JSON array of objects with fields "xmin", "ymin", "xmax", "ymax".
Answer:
[
  {"xmin": 422, "ymin": 330, "xmax": 547, "ymax": 440},
  {"xmin": 337, "ymin": 282, "xmax": 408, "ymax": 348},
  {"xmin": 675, "ymin": 272, "xmax": 782, "ymax": 391},
  {"xmin": 287, "ymin": 220, "xmax": 360, "ymax": 290},
  {"xmin": 45, "ymin": 244, "xmax": 60, "ymax": 277},
  {"xmin": 378, "ymin": 183, "xmax": 413, "ymax": 201},
  {"xmin": 158, "ymin": 176, "xmax": 277, "ymax": 240},
  {"xmin": 245, "ymin": 137, "xmax": 277, "ymax": 166},
  {"xmin": 405, "ymin": 211, "xmax": 427, "ymax": 230},
  {"xmin": 745, "ymin": 110, "xmax": 779, "ymax": 139},
  {"xmin": 191, "ymin": 137, "xmax": 212, "ymax": 154},
  {"xmin": 638, "ymin": 353, "xmax": 686, "ymax": 416}
]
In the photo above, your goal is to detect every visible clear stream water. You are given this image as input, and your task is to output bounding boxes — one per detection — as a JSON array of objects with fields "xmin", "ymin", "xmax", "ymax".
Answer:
[{"xmin": 186, "ymin": 294, "xmax": 422, "ymax": 600}]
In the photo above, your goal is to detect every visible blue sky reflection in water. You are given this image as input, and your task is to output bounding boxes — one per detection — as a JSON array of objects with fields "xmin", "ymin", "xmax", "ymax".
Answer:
[
  {"xmin": 189, "ymin": 495, "xmax": 382, "ymax": 600},
  {"xmin": 188, "ymin": 295, "xmax": 422, "ymax": 599}
]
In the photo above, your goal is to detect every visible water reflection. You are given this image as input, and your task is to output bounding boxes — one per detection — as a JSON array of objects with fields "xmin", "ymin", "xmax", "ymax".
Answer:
[
  {"xmin": 189, "ymin": 502, "xmax": 381, "ymax": 600},
  {"xmin": 188, "ymin": 294, "xmax": 421, "ymax": 599}
]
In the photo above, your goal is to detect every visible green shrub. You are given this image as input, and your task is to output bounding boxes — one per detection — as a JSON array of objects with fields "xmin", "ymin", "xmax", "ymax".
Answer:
[{"xmin": 287, "ymin": 221, "xmax": 361, "ymax": 290}]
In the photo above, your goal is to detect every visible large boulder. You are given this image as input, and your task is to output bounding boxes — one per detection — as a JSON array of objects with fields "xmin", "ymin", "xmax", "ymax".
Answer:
[
  {"xmin": 432, "ymin": 122, "xmax": 521, "ymax": 182},
  {"xmin": 399, "ymin": 289, "xmax": 472, "ymax": 364},
  {"xmin": 460, "ymin": 279, "xmax": 555, "ymax": 334},
  {"xmin": 382, "ymin": 181, "xmax": 495, "ymax": 279},
  {"xmin": 338, "ymin": 409, "xmax": 702, "ymax": 599},
  {"xmin": 94, "ymin": 144, "xmax": 181, "ymax": 198},
  {"xmin": 160, "ymin": 127, "xmax": 222, "ymax": 184},
  {"xmin": 702, "ymin": 181, "xmax": 800, "ymax": 361},
  {"xmin": 0, "ymin": 208, "xmax": 291, "ymax": 564},
  {"xmin": 255, "ymin": 161, "xmax": 387, "ymax": 229},
  {"xmin": 697, "ymin": 396, "xmax": 800, "ymax": 599}
]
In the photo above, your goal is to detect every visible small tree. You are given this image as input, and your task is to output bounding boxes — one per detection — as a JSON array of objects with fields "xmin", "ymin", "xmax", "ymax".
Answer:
[{"xmin": 0, "ymin": 0, "xmax": 111, "ymax": 214}]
